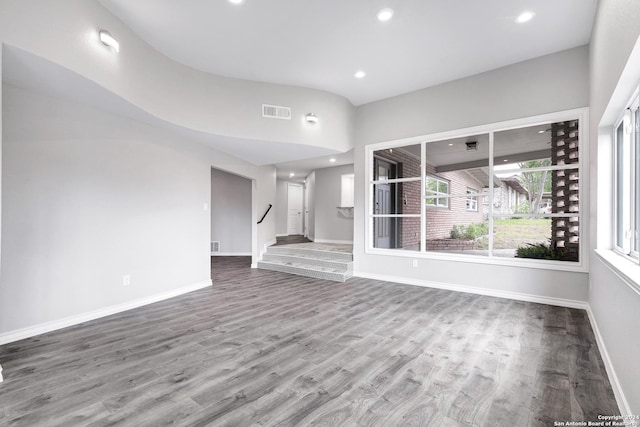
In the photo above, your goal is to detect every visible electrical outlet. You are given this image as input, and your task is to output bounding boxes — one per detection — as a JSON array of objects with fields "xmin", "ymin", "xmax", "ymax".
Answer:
[
  {"xmin": 123, "ymin": 275, "xmax": 131, "ymax": 286},
  {"xmin": 412, "ymin": 259, "xmax": 418, "ymax": 268}
]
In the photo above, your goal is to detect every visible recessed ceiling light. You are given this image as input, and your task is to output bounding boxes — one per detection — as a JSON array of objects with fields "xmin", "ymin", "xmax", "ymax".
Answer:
[
  {"xmin": 227, "ymin": 0, "xmax": 245, "ymax": 4},
  {"xmin": 516, "ymin": 11, "xmax": 535, "ymax": 23},
  {"xmin": 538, "ymin": 130, "xmax": 545, "ymax": 134},
  {"xmin": 329, "ymin": 158, "xmax": 337, "ymax": 163},
  {"xmin": 377, "ymin": 8, "xmax": 394, "ymax": 22},
  {"xmin": 354, "ymin": 70, "xmax": 366, "ymax": 79},
  {"xmin": 289, "ymin": 172, "xmax": 295, "ymax": 177},
  {"xmin": 503, "ymin": 159, "xmax": 509, "ymax": 162},
  {"xmin": 448, "ymin": 143, "xmax": 454, "ymax": 146}
]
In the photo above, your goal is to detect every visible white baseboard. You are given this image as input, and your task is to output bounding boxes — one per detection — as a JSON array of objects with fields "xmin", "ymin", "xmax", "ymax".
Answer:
[
  {"xmin": 313, "ymin": 239, "xmax": 354, "ymax": 245},
  {"xmin": 353, "ymin": 271, "xmax": 588, "ymax": 310},
  {"xmin": 351, "ymin": 273, "xmax": 633, "ymax": 410},
  {"xmin": 211, "ymin": 252, "xmax": 252, "ymax": 256},
  {"xmin": 0, "ymin": 280, "xmax": 212, "ymax": 346},
  {"xmin": 586, "ymin": 306, "xmax": 631, "ymax": 416},
  {"xmin": 276, "ymin": 233, "xmax": 288, "ymax": 237}
]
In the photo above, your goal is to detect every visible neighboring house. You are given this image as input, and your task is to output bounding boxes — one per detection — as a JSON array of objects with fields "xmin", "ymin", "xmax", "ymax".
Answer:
[{"xmin": 490, "ymin": 176, "xmax": 529, "ymax": 216}]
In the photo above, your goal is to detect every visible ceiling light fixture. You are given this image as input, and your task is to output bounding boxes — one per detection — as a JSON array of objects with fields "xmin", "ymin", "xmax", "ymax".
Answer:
[
  {"xmin": 377, "ymin": 8, "xmax": 394, "ymax": 22},
  {"xmin": 354, "ymin": 70, "xmax": 366, "ymax": 79},
  {"xmin": 289, "ymin": 172, "xmax": 295, "ymax": 177},
  {"xmin": 465, "ymin": 141, "xmax": 478, "ymax": 152},
  {"xmin": 538, "ymin": 130, "xmax": 545, "ymax": 134},
  {"xmin": 515, "ymin": 11, "xmax": 535, "ymax": 23},
  {"xmin": 305, "ymin": 113, "xmax": 318, "ymax": 124},
  {"xmin": 329, "ymin": 158, "xmax": 337, "ymax": 163},
  {"xmin": 99, "ymin": 30, "xmax": 120, "ymax": 52},
  {"xmin": 227, "ymin": 0, "xmax": 245, "ymax": 5}
]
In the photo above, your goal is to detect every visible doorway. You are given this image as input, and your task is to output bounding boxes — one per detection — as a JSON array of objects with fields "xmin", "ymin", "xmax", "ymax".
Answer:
[
  {"xmin": 287, "ymin": 182, "xmax": 304, "ymax": 235},
  {"xmin": 373, "ymin": 158, "xmax": 397, "ymax": 248},
  {"xmin": 210, "ymin": 168, "xmax": 253, "ymax": 256}
]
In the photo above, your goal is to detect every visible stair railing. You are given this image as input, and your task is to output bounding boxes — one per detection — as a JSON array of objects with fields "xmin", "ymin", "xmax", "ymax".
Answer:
[{"xmin": 257, "ymin": 204, "xmax": 273, "ymax": 224}]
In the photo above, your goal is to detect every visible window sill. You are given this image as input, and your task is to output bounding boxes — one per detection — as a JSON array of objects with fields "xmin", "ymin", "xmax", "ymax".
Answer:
[
  {"xmin": 365, "ymin": 247, "xmax": 588, "ymax": 273},
  {"xmin": 594, "ymin": 249, "xmax": 640, "ymax": 295}
]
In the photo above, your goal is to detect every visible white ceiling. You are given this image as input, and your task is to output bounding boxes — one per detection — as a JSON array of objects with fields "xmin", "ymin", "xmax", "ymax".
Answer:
[
  {"xmin": 3, "ymin": 1, "xmax": 597, "ymax": 182},
  {"xmin": 100, "ymin": 0, "xmax": 597, "ymax": 106}
]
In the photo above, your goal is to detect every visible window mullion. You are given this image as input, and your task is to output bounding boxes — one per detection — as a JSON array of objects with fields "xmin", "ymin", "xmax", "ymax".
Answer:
[
  {"xmin": 488, "ymin": 131, "xmax": 494, "ymax": 257},
  {"xmin": 421, "ymin": 141, "xmax": 427, "ymax": 253},
  {"xmin": 622, "ymin": 109, "xmax": 633, "ymax": 254},
  {"xmin": 634, "ymin": 105, "xmax": 640, "ymax": 261}
]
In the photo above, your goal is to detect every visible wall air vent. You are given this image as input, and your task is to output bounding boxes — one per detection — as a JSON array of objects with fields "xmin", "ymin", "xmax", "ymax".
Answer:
[
  {"xmin": 211, "ymin": 241, "xmax": 220, "ymax": 254},
  {"xmin": 262, "ymin": 104, "xmax": 291, "ymax": 120}
]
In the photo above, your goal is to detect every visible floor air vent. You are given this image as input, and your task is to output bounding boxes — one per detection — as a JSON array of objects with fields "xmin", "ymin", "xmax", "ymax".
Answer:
[
  {"xmin": 262, "ymin": 104, "xmax": 291, "ymax": 120},
  {"xmin": 211, "ymin": 241, "xmax": 220, "ymax": 253}
]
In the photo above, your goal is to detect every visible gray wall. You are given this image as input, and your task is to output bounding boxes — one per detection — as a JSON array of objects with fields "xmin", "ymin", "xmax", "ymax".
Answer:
[
  {"xmin": 352, "ymin": 46, "xmax": 591, "ymax": 303},
  {"xmin": 312, "ymin": 165, "xmax": 354, "ymax": 243},
  {"xmin": 275, "ymin": 179, "xmax": 289, "ymax": 236},
  {"xmin": 0, "ymin": 82, "xmax": 275, "ymax": 339},
  {"xmin": 356, "ymin": 46, "xmax": 589, "ymax": 145},
  {"xmin": 589, "ymin": 0, "xmax": 640, "ymax": 414},
  {"xmin": 211, "ymin": 168, "xmax": 251, "ymax": 255}
]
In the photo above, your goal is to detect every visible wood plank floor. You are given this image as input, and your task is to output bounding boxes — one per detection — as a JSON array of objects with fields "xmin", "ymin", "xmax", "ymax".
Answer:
[{"xmin": 0, "ymin": 257, "xmax": 619, "ymax": 426}]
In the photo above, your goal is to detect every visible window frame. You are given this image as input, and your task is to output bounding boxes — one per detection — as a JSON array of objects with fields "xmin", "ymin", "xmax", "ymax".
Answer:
[
  {"xmin": 613, "ymin": 90, "xmax": 640, "ymax": 263},
  {"xmin": 466, "ymin": 188, "xmax": 479, "ymax": 212},
  {"xmin": 365, "ymin": 108, "xmax": 588, "ymax": 273},
  {"xmin": 425, "ymin": 175, "xmax": 450, "ymax": 209}
]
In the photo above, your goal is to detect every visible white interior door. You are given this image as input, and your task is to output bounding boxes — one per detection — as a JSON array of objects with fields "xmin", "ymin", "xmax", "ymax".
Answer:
[{"xmin": 287, "ymin": 183, "xmax": 303, "ymax": 235}]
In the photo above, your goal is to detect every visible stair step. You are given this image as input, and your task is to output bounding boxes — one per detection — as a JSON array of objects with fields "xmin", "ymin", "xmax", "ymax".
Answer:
[
  {"xmin": 262, "ymin": 253, "xmax": 352, "ymax": 272},
  {"xmin": 257, "ymin": 260, "xmax": 352, "ymax": 283},
  {"xmin": 266, "ymin": 246, "xmax": 353, "ymax": 262}
]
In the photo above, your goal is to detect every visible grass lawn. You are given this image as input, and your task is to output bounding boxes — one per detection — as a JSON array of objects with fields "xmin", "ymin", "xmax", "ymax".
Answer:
[{"xmin": 492, "ymin": 218, "xmax": 551, "ymax": 249}]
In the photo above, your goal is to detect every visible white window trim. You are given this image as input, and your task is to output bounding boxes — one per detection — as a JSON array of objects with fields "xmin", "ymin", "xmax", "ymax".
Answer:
[
  {"xmin": 364, "ymin": 107, "xmax": 589, "ymax": 273},
  {"xmin": 425, "ymin": 175, "xmax": 450, "ymax": 208},
  {"xmin": 613, "ymin": 89, "xmax": 640, "ymax": 263},
  {"xmin": 466, "ymin": 188, "xmax": 479, "ymax": 211}
]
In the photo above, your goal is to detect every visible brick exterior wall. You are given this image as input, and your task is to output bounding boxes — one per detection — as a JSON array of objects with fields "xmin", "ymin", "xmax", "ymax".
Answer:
[
  {"xmin": 425, "ymin": 164, "xmax": 485, "ymax": 240},
  {"xmin": 374, "ymin": 148, "xmax": 421, "ymax": 248},
  {"xmin": 374, "ymin": 148, "xmax": 485, "ymax": 247}
]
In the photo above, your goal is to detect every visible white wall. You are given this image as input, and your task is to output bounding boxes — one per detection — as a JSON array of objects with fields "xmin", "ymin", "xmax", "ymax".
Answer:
[
  {"xmin": 305, "ymin": 171, "xmax": 316, "ymax": 241},
  {"xmin": 0, "ymin": 0, "xmax": 355, "ymax": 155},
  {"xmin": 0, "ymin": 83, "xmax": 275, "ymax": 341},
  {"xmin": 211, "ymin": 168, "xmax": 251, "ymax": 255},
  {"xmin": 589, "ymin": 0, "xmax": 640, "ymax": 415},
  {"xmin": 312, "ymin": 165, "xmax": 354, "ymax": 243},
  {"xmin": 353, "ymin": 46, "xmax": 590, "ymax": 304},
  {"xmin": 275, "ymin": 179, "xmax": 288, "ymax": 236},
  {"xmin": 0, "ymin": 44, "xmax": 3, "ymax": 380}
]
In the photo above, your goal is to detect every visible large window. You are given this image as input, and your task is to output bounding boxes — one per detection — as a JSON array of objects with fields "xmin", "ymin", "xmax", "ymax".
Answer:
[
  {"xmin": 614, "ymin": 90, "xmax": 639, "ymax": 262},
  {"xmin": 367, "ymin": 111, "xmax": 585, "ymax": 267}
]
